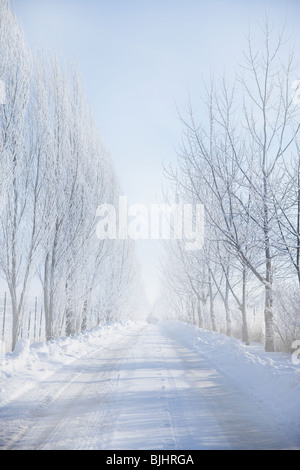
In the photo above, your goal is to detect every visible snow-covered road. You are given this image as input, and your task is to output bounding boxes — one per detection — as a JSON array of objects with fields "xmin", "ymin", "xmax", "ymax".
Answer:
[{"xmin": 0, "ymin": 322, "xmax": 299, "ymax": 450}]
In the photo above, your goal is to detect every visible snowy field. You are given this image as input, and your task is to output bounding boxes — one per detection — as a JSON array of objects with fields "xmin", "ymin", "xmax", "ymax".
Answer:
[{"xmin": 0, "ymin": 320, "xmax": 299, "ymax": 450}]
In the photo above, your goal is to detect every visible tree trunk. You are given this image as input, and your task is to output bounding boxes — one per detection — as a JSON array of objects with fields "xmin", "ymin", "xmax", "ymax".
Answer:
[
  {"xmin": 11, "ymin": 291, "xmax": 19, "ymax": 351},
  {"xmin": 224, "ymin": 275, "xmax": 231, "ymax": 337},
  {"xmin": 208, "ymin": 269, "xmax": 216, "ymax": 332},
  {"xmin": 81, "ymin": 299, "xmax": 88, "ymax": 332},
  {"xmin": 263, "ymin": 170, "xmax": 275, "ymax": 352},
  {"xmin": 197, "ymin": 296, "xmax": 204, "ymax": 328},
  {"xmin": 241, "ymin": 265, "xmax": 250, "ymax": 345},
  {"xmin": 264, "ymin": 282, "xmax": 274, "ymax": 352},
  {"xmin": 43, "ymin": 253, "xmax": 52, "ymax": 341}
]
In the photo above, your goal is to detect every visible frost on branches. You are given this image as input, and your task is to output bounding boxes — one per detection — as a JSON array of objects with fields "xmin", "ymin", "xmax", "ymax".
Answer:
[
  {"xmin": 160, "ymin": 19, "xmax": 300, "ymax": 353},
  {"xmin": 0, "ymin": 0, "xmax": 142, "ymax": 351}
]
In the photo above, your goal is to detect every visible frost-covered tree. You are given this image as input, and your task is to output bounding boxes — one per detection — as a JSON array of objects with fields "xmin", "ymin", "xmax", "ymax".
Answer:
[
  {"xmin": 0, "ymin": 0, "xmax": 33, "ymax": 350},
  {"xmin": 163, "ymin": 18, "xmax": 300, "ymax": 352},
  {"xmin": 0, "ymin": 1, "xmax": 144, "ymax": 349}
]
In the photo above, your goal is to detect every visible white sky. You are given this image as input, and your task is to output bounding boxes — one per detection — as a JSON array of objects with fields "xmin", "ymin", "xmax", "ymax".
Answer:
[{"xmin": 12, "ymin": 0, "xmax": 300, "ymax": 306}]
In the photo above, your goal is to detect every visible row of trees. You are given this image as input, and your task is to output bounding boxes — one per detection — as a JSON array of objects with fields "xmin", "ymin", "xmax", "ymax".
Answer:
[
  {"xmin": 161, "ymin": 19, "xmax": 300, "ymax": 352},
  {"xmin": 0, "ymin": 1, "xmax": 142, "ymax": 351}
]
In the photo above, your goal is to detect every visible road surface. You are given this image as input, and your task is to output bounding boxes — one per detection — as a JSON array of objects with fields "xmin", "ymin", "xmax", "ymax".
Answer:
[{"xmin": 0, "ymin": 323, "xmax": 298, "ymax": 450}]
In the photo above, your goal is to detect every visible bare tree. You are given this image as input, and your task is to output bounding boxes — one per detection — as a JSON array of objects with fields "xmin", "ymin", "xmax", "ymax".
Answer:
[
  {"xmin": 163, "ymin": 18, "xmax": 299, "ymax": 351},
  {"xmin": 231, "ymin": 19, "xmax": 300, "ymax": 351}
]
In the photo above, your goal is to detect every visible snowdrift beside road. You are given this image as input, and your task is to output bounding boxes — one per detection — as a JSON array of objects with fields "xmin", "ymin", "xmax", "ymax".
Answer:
[
  {"xmin": 162, "ymin": 321, "xmax": 300, "ymax": 436},
  {"xmin": 0, "ymin": 321, "xmax": 140, "ymax": 407}
]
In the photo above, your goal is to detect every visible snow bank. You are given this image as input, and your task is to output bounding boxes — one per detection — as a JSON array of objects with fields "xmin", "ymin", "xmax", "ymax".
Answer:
[
  {"xmin": 162, "ymin": 321, "xmax": 300, "ymax": 435},
  {"xmin": 0, "ymin": 321, "xmax": 141, "ymax": 407}
]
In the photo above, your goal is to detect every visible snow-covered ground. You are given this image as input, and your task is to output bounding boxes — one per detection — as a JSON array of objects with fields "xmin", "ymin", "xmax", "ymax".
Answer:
[{"xmin": 0, "ymin": 320, "xmax": 299, "ymax": 450}]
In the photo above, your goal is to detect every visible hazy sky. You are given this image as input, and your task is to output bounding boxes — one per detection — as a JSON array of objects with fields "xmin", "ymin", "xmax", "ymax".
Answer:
[{"xmin": 12, "ymin": 0, "xmax": 300, "ymax": 306}]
